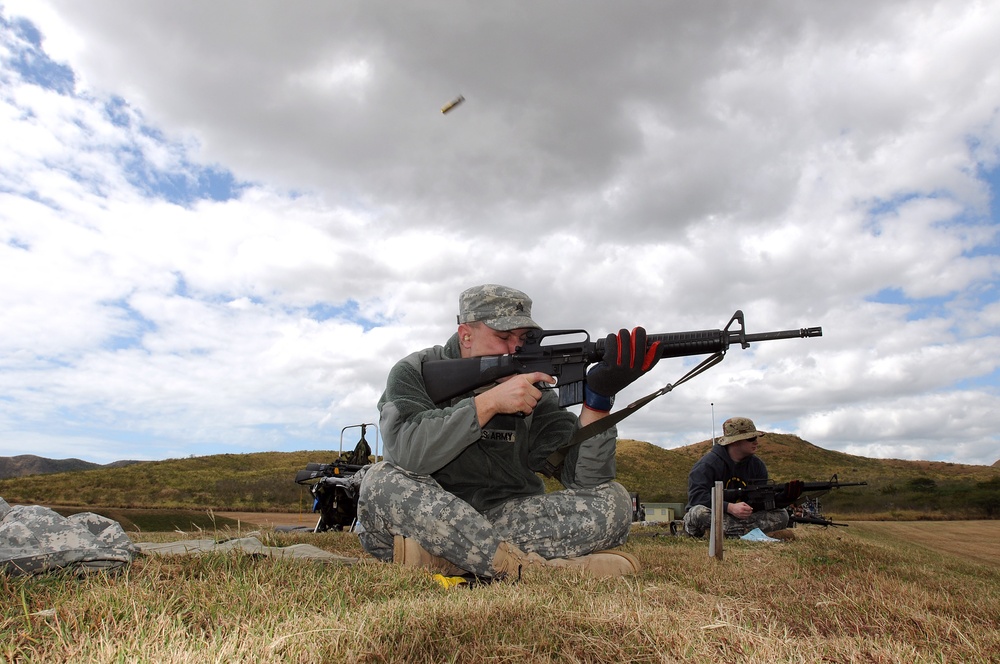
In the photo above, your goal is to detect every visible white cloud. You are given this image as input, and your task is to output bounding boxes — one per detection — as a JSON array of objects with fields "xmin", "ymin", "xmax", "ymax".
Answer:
[{"xmin": 1, "ymin": 1, "xmax": 1000, "ymax": 466}]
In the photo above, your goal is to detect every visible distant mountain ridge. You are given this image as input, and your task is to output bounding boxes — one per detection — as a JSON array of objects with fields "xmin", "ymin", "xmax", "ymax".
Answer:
[{"xmin": 0, "ymin": 454, "xmax": 142, "ymax": 480}]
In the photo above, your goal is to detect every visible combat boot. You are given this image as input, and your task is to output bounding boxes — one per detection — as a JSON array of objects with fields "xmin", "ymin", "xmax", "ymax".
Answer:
[
  {"xmin": 547, "ymin": 550, "xmax": 641, "ymax": 577},
  {"xmin": 392, "ymin": 535, "xmax": 467, "ymax": 577},
  {"xmin": 491, "ymin": 541, "xmax": 640, "ymax": 579}
]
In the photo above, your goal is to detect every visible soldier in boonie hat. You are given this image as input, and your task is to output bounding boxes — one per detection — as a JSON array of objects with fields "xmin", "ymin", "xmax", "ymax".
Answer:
[
  {"xmin": 457, "ymin": 284, "xmax": 540, "ymax": 331},
  {"xmin": 718, "ymin": 416, "xmax": 763, "ymax": 446},
  {"xmin": 681, "ymin": 415, "xmax": 788, "ymax": 538}
]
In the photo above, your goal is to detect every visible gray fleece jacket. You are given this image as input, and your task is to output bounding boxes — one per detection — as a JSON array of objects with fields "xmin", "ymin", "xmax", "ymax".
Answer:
[{"xmin": 377, "ymin": 333, "xmax": 619, "ymax": 513}]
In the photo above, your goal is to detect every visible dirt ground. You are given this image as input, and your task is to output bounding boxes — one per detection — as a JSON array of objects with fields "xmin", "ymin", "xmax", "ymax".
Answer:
[{"xmin": 849, "ymin": 520, "xmax": 1000, "ymax": 568}]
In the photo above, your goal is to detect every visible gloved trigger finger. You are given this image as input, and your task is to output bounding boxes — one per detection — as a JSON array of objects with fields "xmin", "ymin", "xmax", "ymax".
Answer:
[
  {"xmin": 642, "ymin": 341, "xmax": 661, "ymax": 372},
  {"xmin": 616, "ymin": 328, "xmax": 631, "ymax": 367}
]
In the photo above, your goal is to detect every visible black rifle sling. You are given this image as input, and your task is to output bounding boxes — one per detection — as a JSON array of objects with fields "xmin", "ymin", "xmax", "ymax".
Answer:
[{"xmin": 540, "ymin": 351, "xmax": 726, "ymax": 478}]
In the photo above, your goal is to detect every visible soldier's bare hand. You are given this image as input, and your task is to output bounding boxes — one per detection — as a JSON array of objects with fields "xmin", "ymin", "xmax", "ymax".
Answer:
[
  {"xmin": 474, "ymin": 372, "xmax": 554, "ymax": 425},
  {"xmin": 727, "ymin": 501, "xmax": 754, "ymax": 519}
]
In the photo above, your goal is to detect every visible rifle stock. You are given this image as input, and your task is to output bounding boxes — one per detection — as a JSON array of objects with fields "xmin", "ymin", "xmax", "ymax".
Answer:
[{"xmin": 422, "ymin": 309, "xmax": 822, "ymax": 406}]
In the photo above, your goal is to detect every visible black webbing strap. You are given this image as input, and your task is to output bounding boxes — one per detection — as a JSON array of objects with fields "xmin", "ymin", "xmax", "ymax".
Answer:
[{"xmin": 539, "ymin": 351, "xmax": 727, "ymax": 478}]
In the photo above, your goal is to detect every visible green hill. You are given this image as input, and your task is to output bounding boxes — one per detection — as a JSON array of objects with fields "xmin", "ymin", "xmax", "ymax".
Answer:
[
  {"xmin": 1, "ymin": 434, "xmax": 998, "ymax": 519},
  {"xmin": 663, "ymin": 433, "xmax": 998, "ymax": 484},
  {"xmin": 0, "ymin": 454, "xmax": 144, "ymax": 479},
  {"xmin": 0, "ymin": 454, "xmax": 101, "ymax": 479},
  {"xmin": 618, "ymin": 433, "xmax": 1000, "ymax": 517},
  {"xmin": 0, "ymin": 450, "xmax": 334, "ymax": 512}
]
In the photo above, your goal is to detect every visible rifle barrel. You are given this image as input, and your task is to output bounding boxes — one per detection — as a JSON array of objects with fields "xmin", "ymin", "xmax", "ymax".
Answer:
[
  {"xmin": 801, "ymin": 480, "xmax": 868, "ymax": 492},
  {"xmin": 643, "ymin": 325, "xmax": 822, "ymax": 359},
  {"xmin": 789, "ymin": 515, "xmax": 848, "ymax": 527},
  {"xmin": 741, "ymin": 327, "xmax": 823, "ymax": 343}
]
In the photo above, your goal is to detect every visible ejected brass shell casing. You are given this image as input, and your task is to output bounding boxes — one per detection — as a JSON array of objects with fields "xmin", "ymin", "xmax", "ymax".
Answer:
[{"xmin": 441, "ymin": 95, "xmax": 465, "ymax": 114}]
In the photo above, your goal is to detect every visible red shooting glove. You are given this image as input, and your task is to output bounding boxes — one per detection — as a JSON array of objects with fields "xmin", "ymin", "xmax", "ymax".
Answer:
[{"xmin": 584, "ymin": 327, "xmax": 661, "ymax": 411}]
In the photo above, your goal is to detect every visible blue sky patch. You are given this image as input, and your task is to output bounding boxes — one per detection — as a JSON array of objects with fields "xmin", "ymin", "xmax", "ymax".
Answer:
[
  {"xmin": 984, "ymin": 163, "xmax": 1000, "ymax": 226},
  {"xmin": 952, "ymin": 368, "xmax": 1000, "ymax": 392},
  {"xmin": 4, "ymin": 15, "xmax": 249, "ymax": 207},
  {"xmin": 866, "ymin": 288, "xmax": 952, "ymax": 322},
  {"xmin": 866, "ymin": 192, "xmax": 924, "ymax": 219},
  {"xmin": 103, "ymin": 96, "xmax": 132, "ymax": 128},
  {"xmin": 173, "ymin": 272, "xmax": 190, "ymax": 297},
  {"xmin": 3, "ymin": 15, "xmax": 75, "ymax": 94},
  {"xmin": 102, "ymin": 298, "xmax": 158, "ymax": 351},
  {"xmin": 308, "ymin": 300, "xmax": 384, "ymax": 331},
  {"xmin": 868, "ymin": 285, "xmax": 1000, "ymax": 330},
  {"xmin": 117, "ymin": 143, "xmax": 247, "ymax": 206}
]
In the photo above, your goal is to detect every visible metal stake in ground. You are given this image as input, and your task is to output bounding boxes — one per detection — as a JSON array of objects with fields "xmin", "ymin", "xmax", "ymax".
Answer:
[{"xmin": 709, "ymin": 481, "xmax": 724, "ymax": 560}]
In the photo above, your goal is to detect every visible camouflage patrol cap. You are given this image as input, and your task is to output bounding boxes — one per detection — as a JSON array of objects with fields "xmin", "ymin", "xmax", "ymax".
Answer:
[
  {"xmin": 457, "ymin": 284, "xmax": 540, "ymax": 331},
  {"xmin": 718, "ymin": 416, "xmax": 762, "ymax": 445}
]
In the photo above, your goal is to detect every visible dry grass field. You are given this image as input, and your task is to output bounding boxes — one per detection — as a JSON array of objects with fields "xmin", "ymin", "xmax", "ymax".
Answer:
[
  {"xmin": 220, "ymin": 511, "xmax": 1000, "ymax": 570},
  {"xmin": 4, "ymin": 519, "xmax": 1000, "ymax": 662},
  {"xmin": 849, "ymin": 520, "xmax": 1000, "ymax": 568}
]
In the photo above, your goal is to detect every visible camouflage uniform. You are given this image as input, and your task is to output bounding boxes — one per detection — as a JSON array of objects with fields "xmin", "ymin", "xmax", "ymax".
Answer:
[
  {"xmin": 682, "ymin": 417, "xmax": 789, "ymax": 537},
  {"xmin": 357, "ymin": 285, "xmax": 633, "ymax": 577},
  {"xmin": 683, "ymin": 503, "xmax": 789, "ymax": 538},
  {"xmin": 1, "ymin": 497, "xmax": 136, "ymax": 576}
]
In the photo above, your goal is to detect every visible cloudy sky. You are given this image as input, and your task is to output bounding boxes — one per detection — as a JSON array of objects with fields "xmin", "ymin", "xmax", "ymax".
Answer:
[{"xmin": 2, "ymin": 1, "xmax": 999, "ymax": 467}]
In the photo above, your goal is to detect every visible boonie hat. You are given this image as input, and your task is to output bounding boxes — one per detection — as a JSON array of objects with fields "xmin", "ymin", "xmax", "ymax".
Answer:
[
  {"xmin": 457, "ymin": 284, "xmax": 540, "ymax": 331},
  {"xmin": 718, "ymin": 417, "xmax": 762, "ymax": 445}
]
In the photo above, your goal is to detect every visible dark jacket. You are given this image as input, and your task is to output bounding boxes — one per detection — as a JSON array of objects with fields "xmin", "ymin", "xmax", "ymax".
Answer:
[{"xmin": 686, "ymin": 443, "xmax": 769, "ymax": 513}]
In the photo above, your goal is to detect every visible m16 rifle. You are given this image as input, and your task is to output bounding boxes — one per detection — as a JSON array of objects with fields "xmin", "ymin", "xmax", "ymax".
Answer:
[
  {"xmin": 423, "ymin": 309, "xmax": 822, "ymax": 408},
  {"xmin": 294, "ymin": 423, "xmax": 379, "ymax": 532},
  {"xmin": 423, "ymin": 310, "xmax": 822, "ymax": 476},
  {"xmin": 725, "ymin": 475, "xmax": 867, "ymax": 527}
]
